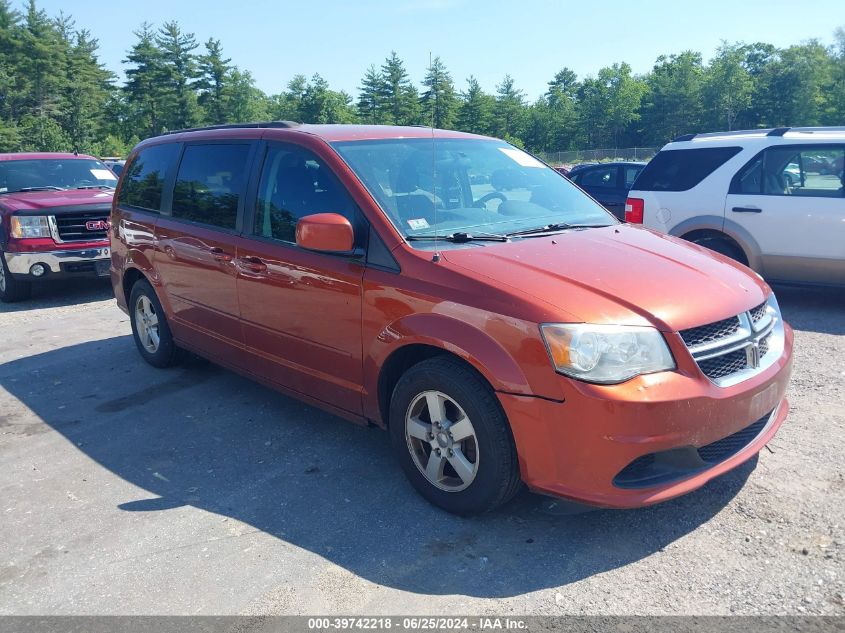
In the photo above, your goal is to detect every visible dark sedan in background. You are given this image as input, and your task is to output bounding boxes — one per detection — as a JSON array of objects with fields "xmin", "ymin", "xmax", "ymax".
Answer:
[{"xmin": 567, "ymin": 161, "xmax": 645, "ymax": 220}]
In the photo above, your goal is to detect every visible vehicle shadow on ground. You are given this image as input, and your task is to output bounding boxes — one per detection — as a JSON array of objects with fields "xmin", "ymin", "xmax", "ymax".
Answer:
[
  {"xmin": 774, "ymin": 284, "xmax": 845, "ymax": 336},
  {"xmin": 0, "ymin": 335, "xmax": 761, "ymax": 598},
  {"xmin": 0, "ymin": 279, "xmax": 113, "ymax": 314}
]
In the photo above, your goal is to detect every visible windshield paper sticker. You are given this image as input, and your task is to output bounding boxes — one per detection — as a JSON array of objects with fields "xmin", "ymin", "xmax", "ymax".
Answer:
[
  {"xmin": 407, "ymin": 218, "xmax": 430, "ymax": 230},
  {"xmin": 90, "ymin": 169, "xmax": 115, "ymax": 180},
  {"xmin": 498, "ymin": 147, "xmax": 544, "ymax": 168}
]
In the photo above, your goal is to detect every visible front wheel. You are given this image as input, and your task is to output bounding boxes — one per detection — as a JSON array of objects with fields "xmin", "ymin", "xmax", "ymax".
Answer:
[
  {"xmin": 389, "ymin": 357, "xmax": 522, "ymax": 515},
  {"xmin": 0, "ymin": 251, "xmax": 32, "ymax": 303}
]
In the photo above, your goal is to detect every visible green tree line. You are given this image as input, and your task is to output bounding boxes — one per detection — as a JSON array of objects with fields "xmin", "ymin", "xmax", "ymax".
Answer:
[{"xmin": 1, "ymin": 0, "xmax": 844, "ymax": 157}]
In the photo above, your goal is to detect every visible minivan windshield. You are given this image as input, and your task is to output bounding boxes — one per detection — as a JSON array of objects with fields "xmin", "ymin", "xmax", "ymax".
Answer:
[
  {"xmin": 0, "ymin": 158, "xmax": 118, "ymax": 194},
  {"xmin": 332, "ymin": 138, "xmax": 614, "ymax": 244}
]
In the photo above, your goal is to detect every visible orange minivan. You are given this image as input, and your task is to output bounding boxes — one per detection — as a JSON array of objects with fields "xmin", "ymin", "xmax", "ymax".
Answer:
[{"xmin": 110, "ymin": 123, "xmax": 793, "ymax": 515}]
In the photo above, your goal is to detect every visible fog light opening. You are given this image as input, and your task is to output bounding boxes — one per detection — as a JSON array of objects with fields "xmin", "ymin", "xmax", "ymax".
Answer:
[{"xmin": 30, "ymin": 263, "xmax": 47, "ymax": 277}]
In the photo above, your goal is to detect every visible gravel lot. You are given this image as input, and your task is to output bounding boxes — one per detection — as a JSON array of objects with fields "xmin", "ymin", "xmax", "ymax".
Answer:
[{"xmin": 0, "ymin": 279, "xmax": 843, "ymax": 615}]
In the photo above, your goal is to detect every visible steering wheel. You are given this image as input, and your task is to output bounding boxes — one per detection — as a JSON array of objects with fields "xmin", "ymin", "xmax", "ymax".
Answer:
[
  {"xmin": 75, "ymin": 179, "xmax": 96, "ymax": 187},
  {"xmin": 474, "ymin": 191, "xmax": 508, "ymax": 207}
]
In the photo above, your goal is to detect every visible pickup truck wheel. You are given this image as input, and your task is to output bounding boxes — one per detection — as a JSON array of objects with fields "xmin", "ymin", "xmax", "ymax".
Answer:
[
  {"xmin": 0, "ymin": 251, "xmax": 32, "ymax": 303},
  {"xmin": 129, "ymin": 279, "xmax": 180, "ymax": 368},
  {"xmin": 389, "ymin": 357, "xmax": 522, "ymax": 515},
  {"xmin": 691, "ymin": 236, "xmax": 747, "ymax": 266}
]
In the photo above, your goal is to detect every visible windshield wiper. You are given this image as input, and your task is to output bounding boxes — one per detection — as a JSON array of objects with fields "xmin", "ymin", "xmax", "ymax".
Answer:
[
  {"xmin": 506, "ymin": 222, "xmax": 611, "ymax": 237},
  {"xmin": 406, "ymin": 231, "xmax": 509, "ymax": 243},
  {"xmin": 3, "ymin": 186, "xmax": 66, "ymax": 193},
  {"xmin": 74, "ymin": 185, "xmax": 115, "ymax": 190}
]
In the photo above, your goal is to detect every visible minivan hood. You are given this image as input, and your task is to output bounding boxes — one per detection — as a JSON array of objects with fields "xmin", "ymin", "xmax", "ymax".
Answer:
[
  {"xmin": 0, "ymin": 189, "xmax": 113, "ymax": 212},
  {"xmin": 442, "ymin": 225, "xmax": 769, "ymax": 332}
]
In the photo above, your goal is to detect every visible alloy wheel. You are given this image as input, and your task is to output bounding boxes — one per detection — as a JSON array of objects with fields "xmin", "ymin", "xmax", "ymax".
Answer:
[
  {"xmin": 134, "ymin": 295, "xmax": 161, "ymax": 354},
  {"xmin": 405, "ymin": 390, "xmax": 479, "ymax": 492}
]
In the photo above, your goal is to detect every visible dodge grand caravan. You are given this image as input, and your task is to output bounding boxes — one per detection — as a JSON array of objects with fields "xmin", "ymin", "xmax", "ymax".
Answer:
[{"xmin": 111, "ymin": 122, "xmax": 793, "ymax": 515}]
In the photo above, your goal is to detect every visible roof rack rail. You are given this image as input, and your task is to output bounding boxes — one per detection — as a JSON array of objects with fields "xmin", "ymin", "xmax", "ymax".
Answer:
[
  {"xmin": 767, "ymin": 127, "xmax": 790, "ymax": 136},
  {"xmin": 784, "ymin": 126, "xmax": 845, "ymax": 133},
  {"xmin": 671, "ymin": 133, "xmax": 697, "ymax": 142},
  {"xmin": 160, "ymin": 121, "xmax": 301, "ymax": 136}
]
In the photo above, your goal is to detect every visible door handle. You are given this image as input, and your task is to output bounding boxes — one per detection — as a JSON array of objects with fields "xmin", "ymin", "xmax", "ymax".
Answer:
[
  {"xmin": 732, "ymin": 206, "xmax": 763, "ymax": 213},
  {"xmin": 209, "ymin": 247, "xmax": 233, "ymax": 262},
  {"xmin": 237, "ymin": 256, "xmax": 268, "ymax": 274}
]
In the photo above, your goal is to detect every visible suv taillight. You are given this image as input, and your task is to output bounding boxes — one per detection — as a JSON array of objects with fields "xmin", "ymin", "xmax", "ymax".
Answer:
[{"xmin": 625, "ymin": 197, "xmax": 644, "ymax": 224}]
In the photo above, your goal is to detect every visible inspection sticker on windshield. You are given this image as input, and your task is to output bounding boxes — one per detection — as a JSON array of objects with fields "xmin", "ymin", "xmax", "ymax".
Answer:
[
  {"xmin": 90, "ymin": 169, "xmax": 114, "ymax": 180},
  {"xmin": 407, "ymin": 218, "xmax": 430, "ymax": 230},
  {"xmin": 498, "ymin": 147, "xmax": 544, "ymax": 168}
]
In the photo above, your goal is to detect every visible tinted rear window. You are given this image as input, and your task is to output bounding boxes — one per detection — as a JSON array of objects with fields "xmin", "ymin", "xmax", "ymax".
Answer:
[
  {"xmin": 118, "ymin": 143, "xmax": 179, "ymax": 212},
  {"xmin": 633, "ymin": 147, "xmax": 742, "ymax": 192}
]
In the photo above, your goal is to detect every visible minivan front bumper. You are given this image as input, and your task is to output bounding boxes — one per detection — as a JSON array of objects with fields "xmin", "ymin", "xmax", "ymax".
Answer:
[
  {"xmin": 499, "ymin": 323, "xmax": 793, "ymax": 508},
  {"xmin": 4, "ymin": 247, "xmax": 111, "ymax": 279}
]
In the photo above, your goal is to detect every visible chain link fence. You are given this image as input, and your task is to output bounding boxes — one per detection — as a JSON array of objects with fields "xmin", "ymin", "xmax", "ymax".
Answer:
[{"xmin": 536, "ymin": 147, "xmax": 659, "ymax": 166}]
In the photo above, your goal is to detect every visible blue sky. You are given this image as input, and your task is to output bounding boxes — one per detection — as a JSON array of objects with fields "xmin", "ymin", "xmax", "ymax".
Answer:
[{"xmin": 35, "ymin": 0, "xmax": 844, "ymax": 100}]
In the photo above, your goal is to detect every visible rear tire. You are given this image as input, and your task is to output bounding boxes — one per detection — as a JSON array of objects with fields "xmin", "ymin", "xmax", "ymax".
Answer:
[
  {"xmin": 128, "ymin": 278, "xmax": 181, "ymax": 368},
  {"xmin": 0, "ymin": 251, "xmax": 32, "ymax": 303},
  {"xmin": 389, "ymin": 356, "xmax": 522, "ymax": 515},
  {"xmin": 690, "ymin": 236, "xmax": 747, "ymax": 266}
]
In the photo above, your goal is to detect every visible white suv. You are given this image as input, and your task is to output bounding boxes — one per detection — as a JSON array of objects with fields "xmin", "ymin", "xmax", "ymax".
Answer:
[{"xmin": 626, "ymin": 127, "xmax": 845, "ymax": 286}]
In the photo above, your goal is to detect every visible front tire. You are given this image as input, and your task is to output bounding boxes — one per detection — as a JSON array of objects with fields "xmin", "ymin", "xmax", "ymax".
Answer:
[
  {"xmin": 0, "ymin": 251, "xmax": 32, "ymax": 303},
  {"xmin": 389, "ymin": 357, "xmax": 522, "ymax": 515},
  {"xmin": 129, "ymin": 278, "xmax": 180, "ymax": 368}
]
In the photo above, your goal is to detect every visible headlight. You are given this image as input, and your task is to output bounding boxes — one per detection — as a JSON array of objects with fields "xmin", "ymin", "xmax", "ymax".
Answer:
[
  {"xmin": 10, "ymin": 215, "xmax": 51, "ymax": 239},
  {"xmin": 540, "ymin": 323, "xmax": 676, "ymax": 384}
]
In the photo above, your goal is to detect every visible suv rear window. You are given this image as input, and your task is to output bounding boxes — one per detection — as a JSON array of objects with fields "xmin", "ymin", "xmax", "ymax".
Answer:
[{"xmin": 634, "ymin": 147, "xmax": 742, "ymax": 192}]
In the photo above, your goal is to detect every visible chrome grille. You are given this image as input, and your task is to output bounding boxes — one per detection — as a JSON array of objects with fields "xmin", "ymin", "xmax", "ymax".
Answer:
[
  {"xmin": 698, "ymin": 348, "xmax": 748, "ymax": 380},
  {"xmin": 759, "ymin": 333, "xmax": 771, "ymax": 357},
  {"xmin": 679, "ymin": 316, "xmax": 740, "ymax": 347},
  {"xmin": 50, "ymin": 210, "xmax": 110, "ymax": 242},
  {"xmin": 681, "ymin": 298, "xmax": 784, "ymax": 388},
  {"xmin": 749, "ymin": 301, "xmax": 767, "ymax": 325}
]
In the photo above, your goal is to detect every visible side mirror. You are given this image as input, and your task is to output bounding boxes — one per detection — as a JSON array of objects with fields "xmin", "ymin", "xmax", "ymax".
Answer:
[{"xmin": 296, "ymin": 213, "xmax": 355, "ymax": 253}]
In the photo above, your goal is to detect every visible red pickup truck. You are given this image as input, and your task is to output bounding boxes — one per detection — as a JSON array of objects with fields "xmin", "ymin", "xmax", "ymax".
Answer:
[{"xmin": 0, "ymin": 152, "xmax": 117, "ymax": 302}]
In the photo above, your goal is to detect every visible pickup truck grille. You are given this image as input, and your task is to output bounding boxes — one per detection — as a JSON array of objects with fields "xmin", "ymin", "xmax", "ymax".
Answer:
[
  {"xmin": 53, "ymin": 210, "xmax": 110, "ymax": 242},
  {"xmin": 679, "ymin": 300, "xmax": 783, "ymax": 387}
]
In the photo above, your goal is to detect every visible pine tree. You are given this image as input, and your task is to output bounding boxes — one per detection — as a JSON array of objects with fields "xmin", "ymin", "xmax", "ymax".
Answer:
[
  {"xmin": 357, "ymin": 65, "xmax": 386, "ymax": 124},
  {"xmin": 18, "ymin": 0, "xmax": 67, "ymax": 149},
  {"xmin": 420, "ymin": 56, "xmax": 457, "ymax": 129},
  {"xmin": 123, "ymin": 23, "xmax": 166, "ymax": 137},
  {"xmin": 59, "ymin": 28, "xmax": 114, "ymax": 152},
  {"xmin": 155, "ymin": 21, "xmax": 199, "ymax": 130},
  {"xmin": 196, "ymin": 38, "xmax": 231, "ymax": 124},
  {"xmin": 492, "ymin": 75, "xmax": 525, "ymax": 142},
  {"xmin": 456, "ymin": 76, "xmax": 493, "ymax": 135},
  {"xmin": 379, "ymin": 51, "xmax": 419, "ymax": 125}
]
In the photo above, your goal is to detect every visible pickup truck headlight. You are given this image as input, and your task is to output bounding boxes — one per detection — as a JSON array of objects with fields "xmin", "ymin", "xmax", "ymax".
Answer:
[
  {"xmin": 540, "ymin": 323, "xmax": 675, "ymax": 384},
  {"xmin": 10, "ymin": 215, "xmax": 51, "ymax": 239}
]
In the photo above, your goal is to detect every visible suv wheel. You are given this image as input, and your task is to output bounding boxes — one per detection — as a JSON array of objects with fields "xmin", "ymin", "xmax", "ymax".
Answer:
[
  {"xmin": 691, "ymin": 236, "xmax": 747, "ymax": 266},
  {"xmin": 129, "ymin": 279, "xmax": 181, "ymax": 368},
  {"xmin": 0, "ymin": 251, "xmax": 32, "ymax": 303},
  {"xmin": 389, "ymin": 357, "xmax": 522, "ymax": 515}
]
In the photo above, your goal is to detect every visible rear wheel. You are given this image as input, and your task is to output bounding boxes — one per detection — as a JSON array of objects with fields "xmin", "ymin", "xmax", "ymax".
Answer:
[
  {"xmin": 389, "ymin": 357, "xmax": 522, "ymax": 515},
  {"xmin": 129, "ymin": 279, "xmax": 180, "ymax": 368},
  {"xmin": 0, "ymin": 251, "xmax": 32, "ymax": 303},
  {"xmin": 690, "ymin": 235, "xmax": 747, "ymax": 266}
]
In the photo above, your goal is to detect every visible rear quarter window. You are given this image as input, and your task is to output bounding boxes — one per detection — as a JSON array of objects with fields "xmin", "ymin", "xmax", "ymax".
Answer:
[
  {"xmin": 634, "ymin": 147, "xmax": 742, "ymax": 192},
  {"xmin": 118, "ymin": 143, "xmax": 180, "ymax": 212}
]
